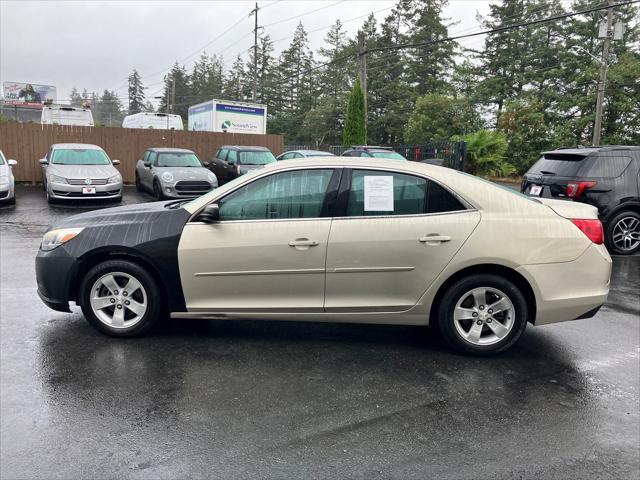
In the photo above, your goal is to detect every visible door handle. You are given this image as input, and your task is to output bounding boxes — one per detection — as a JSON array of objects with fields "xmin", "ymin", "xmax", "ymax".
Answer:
[
  {"xmin": 289, "ymin": 238, "xmax": 319, "ymax": 247},
  {"xmin": 419, "ymin": 235, "xmax": 451, "ymax": 244}
]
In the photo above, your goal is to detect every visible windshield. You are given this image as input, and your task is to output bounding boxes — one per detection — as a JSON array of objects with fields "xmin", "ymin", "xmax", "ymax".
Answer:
[
  {"xmin": 157, "ymin": 152, "xmax": 201, "ymax": 167},
  {"xmin": 239, "ymin": 151, "xmax": 276, "ymax": 165},
  {"xmin": 52, "ymin": 149, "xmax": 111, "ymax": 165},
  {"xmin": 371, "ymin": 151, "xmax": 407, "ymax": 160}
]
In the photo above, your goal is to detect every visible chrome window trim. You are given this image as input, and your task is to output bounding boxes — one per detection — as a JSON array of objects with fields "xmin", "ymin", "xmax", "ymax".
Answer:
[{"xmin": 187, "ymin": 164, "xmax": 477, "ymax": 223}]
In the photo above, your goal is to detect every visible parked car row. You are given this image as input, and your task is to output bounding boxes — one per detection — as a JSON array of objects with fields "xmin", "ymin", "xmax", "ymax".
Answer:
[{"xmin": 0, "ymin": 150, "xmax": 18, "ymax": 205}]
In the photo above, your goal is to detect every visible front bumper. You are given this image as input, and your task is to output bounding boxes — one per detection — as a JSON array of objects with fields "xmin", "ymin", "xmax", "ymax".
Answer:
[
  {"xmin": 161, "ymin": 181, "xmax": 216, "ymax": 198},
  {"xmin": 48, "ymin": 181, "xmax": 122, "ymax": 200},
  {"xmin": 0, "ymin": 182, "xmax": 14, "ymax": 201},
  {"xmin": 517, "ymin": 243, "xmax": 612, "ymax": 325},
  {"xmin": 36, "ymin": 245, "xmax": 80, "ymax": 312}
]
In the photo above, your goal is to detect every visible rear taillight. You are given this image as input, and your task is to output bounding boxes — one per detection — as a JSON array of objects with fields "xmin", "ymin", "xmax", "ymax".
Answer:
[
  {"xmin": 566, "ymin": 181, "xmax": 596, "ymax": 199},
  {"xmin": 571, "ymin": 219, "xmax": 604, "ymax": 244}
]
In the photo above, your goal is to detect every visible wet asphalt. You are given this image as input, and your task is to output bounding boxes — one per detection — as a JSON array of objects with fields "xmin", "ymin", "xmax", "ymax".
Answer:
[{"xmin": 1, "ymin": 185, "xmax": 639, "ymax": 479}]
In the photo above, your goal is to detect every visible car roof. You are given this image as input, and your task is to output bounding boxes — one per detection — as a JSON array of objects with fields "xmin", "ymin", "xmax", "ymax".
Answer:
[
  {"xmin": 220, "ymin": 145, "xmax": 270, "ymax": 151},
  {"xmin": 51, "ymin": 143, "xmax": 103, "ymax": 150},
  {"xmin": 260, "ymin": 157, "xmax": 461, "ymax": 181},
  {"xmin": 543, "ymin": 145, "xmax": 640, "ymax": 155},
  {"xmin": 147, "ymin": 147, "xmax": 194, "ymax": 153},
  {"xmin": 344, "ymin": 146, "xmax": 392, "ymax": 151}
]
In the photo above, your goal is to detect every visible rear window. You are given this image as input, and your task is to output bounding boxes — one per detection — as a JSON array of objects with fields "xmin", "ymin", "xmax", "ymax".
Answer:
[
  {"xmin": 528, "ymin": 153, "xmax": 588, "ymax": 176},
  {"xmin": 529, "ymin": 152, "xmax": 632, "ymax": 178}
]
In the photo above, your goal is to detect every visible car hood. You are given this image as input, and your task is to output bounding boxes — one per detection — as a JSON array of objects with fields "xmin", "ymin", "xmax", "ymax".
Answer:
[
  {"xmin": 47, "ymin": 164, "xmax": 118, "ymax": 179},
  {"xmin": 155, "ymin": 166, "xmax": 213, "ymax": 181},
  {"xmin": 54, "ymin": 200, "xmax": 183, "ymax": 229},
  {"xmin": 238, "ymin": 164, "xmax": 270, "ymax": 173}
]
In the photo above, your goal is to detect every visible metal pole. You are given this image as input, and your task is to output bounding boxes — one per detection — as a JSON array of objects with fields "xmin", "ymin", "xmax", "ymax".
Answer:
[
  {"xmin": 593, "ymin": 0, "xmax": 614, "ymax": 146},
  {"xmin": 251, "ymin": 2, "xmax": 259, "ymax": 102},
  {"xmin": 170, "ymin": 76, "xmax": 176, "ymax": 115}
]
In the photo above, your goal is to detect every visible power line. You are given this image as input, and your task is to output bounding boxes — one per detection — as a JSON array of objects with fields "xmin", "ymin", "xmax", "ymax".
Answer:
[{"xmin": 262, "ymin": 0, "xmax": 345, "ymax": 28}]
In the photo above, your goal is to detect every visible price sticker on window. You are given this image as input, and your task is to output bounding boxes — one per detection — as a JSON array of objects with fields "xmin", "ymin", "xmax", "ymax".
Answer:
[{"xmin": 364, "ymin": 176, "xmax": 394, "ymax": 211}]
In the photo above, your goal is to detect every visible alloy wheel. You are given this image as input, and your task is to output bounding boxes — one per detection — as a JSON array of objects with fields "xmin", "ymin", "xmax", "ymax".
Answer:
[
  {"xmin": 90, "ymin": 272, "xmax": 147, "ymax": 329},
  {"xmin": 453, "ymin": 287, "xmax": 515, "ymax": 346},
  {"xmin": 612, "ymin": 216, "xmax": 640, "ymax": 252}
]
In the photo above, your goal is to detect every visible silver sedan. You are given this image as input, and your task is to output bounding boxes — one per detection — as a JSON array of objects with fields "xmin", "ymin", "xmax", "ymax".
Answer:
[{"xmin": 40, "ymin": 143, "xmax": 122, "ymax": 203}]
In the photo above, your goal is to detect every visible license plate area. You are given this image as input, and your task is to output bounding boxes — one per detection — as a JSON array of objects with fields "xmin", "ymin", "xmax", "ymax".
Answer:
[
  {"xmin": 82, "ymin": 187, "xmax": 96, "ymax": 194},
  {"xmin": 529, "ymin": 185, "xmax": 542, "ymax": 196}
]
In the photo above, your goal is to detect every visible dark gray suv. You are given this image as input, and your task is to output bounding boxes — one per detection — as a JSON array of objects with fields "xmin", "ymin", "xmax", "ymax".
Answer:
[{"xmin": 522, "ymin": 146, "xmax": 640, "ymax": 255}]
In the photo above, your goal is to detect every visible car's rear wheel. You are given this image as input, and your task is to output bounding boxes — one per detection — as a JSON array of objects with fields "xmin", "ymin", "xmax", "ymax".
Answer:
[
  {"xmin": 153, "ymin": 180, "xmax": 164, "ymax": 201},
  {"xmin": 79, "ymin": 260, "xmax": 163, "ymax": 337},
  {"xmin": 437, "ymin": 274, "xmax": 529, "ymax": 355},
  {"xmin": 606, "ymin": 211, "xmax": 640, "ymax": 255}
]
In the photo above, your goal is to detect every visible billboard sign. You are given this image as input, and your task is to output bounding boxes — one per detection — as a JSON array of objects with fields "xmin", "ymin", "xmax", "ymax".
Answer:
[
  {"xmin": 215, "ymin": 102, "xmax": 265, "ymax": 134},
  {"xmin": 2, "ymin": 82, "xmax": 57, "ymax": 107}
]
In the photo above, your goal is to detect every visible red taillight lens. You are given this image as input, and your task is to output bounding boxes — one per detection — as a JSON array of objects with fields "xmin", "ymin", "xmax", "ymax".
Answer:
[
  {"xmin": 566, "ymin": 181, "xmax": 596, "ymax": 199},
  {"xmin": 571, "ymin": 219, "xmax": 604, "ymax": 244}
]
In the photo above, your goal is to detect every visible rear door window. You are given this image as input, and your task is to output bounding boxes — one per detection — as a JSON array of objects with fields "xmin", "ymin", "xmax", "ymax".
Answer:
[{"xmin": 217, "ymin": 149, "xmax": 228, "ymax": 161}]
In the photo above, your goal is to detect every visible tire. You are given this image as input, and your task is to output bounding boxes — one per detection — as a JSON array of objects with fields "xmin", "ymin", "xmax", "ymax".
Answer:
[
  {"xmin": 7, "ymin": 196, "xmax": 15, "ymax": 206},
  {"xmin": 135, "ymin": 173, "xmax": 143, "ymax": 192},
  {"xmin": 79, "ymin": 259, "xmax": 164, "ymax": 337},
  {"xmin": 605, "ymin": 210, "xmax": 640, "ymax": 255},
  {"xmin": 46, "ymin": 188, "xmax": 56, "ymax": 204},
  {"xmin": 437, "ymin": 274, "xmax": 529, "ymax": 356},
  {"xmin": 153, "ymin": 180, "xmax": 164, "ymax": 201}
]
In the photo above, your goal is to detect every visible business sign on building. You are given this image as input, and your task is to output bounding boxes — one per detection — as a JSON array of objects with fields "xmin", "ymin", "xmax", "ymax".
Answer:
[
  {"xmin": 188, "ymin": 101, "xmax": 214, "ymax": 132},
  {"xmin": 2, "ymin": 82, "xmax": 57, "ymax": 106},
  {"xmin": 215, "ymin": 102, "xmax": 265, "ymax": 134}
]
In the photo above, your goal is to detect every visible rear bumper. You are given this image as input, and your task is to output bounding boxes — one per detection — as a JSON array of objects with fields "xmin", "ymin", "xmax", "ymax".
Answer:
[{"xmin": 517, "ymin": 243, "xmax": 612, "ymax": 325}]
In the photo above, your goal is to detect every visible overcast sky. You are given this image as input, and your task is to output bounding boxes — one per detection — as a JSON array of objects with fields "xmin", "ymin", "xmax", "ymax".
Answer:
[{"xmin": 1, "ymin": 0, "xmax": 500, "ymax": 106}]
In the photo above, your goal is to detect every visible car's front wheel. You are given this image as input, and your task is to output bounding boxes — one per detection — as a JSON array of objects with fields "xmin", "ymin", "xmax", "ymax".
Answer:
[
  {"xmin": 606, "ymin": 210, "xmax": 640, "ymax": 255},
  {"xmin": 437, "ymin": 274, "xmax": 529, "ymax": 355},
  {"xmin": 153, "ymin": 180, "xmax": 164, "ymax": 201},
  {"xmin": 79, "ymin": 259, "xmax": 163, "ymax": 337},
  {"xmin": 135, "ymin": 173, "xmax": 143, "ymax": 192}
]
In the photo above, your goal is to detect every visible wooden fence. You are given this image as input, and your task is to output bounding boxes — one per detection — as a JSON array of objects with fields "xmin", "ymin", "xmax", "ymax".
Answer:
[{"xmin": 0, "ymin": 123, "xmax": 284, "ymax": 183}]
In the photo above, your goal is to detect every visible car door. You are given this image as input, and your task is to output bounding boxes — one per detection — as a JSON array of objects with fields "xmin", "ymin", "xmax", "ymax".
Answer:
[
  {"xmin": 324, "ymin": 169, "xmax": 480, "ymax": 312},
  {"xmin": 142, "ymin": 152, "xmax": 157, "ymax": 189},
  {"xmin": 178, "ymin": 167, "xmax": 340, "ymax": 312},
  {"xmin": 138, "ymin": 150, "xmax": 150, "ymax": 186}
]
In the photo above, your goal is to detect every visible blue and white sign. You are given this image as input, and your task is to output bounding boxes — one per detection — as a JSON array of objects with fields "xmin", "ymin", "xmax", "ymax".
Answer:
[{"xmin": 188, "ymin": 99, "xmax": 267, "ymax": 134}]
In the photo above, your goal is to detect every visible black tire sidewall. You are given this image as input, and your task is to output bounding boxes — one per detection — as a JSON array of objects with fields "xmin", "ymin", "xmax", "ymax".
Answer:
[
  {"xmin": 79, "ymin": 259, "xmax": 163, "ymax": 337},
  {"xmin": 135, "ymin": 173, "xmax": 142, "ymax": 192},
  {"xmin": 437, "ymin": 274, "xmax": 529, "ymax": 355},
  {"xmin": 605, "ymin": 211, "xmax": 640, "ymax": 255},
  {"xmin": 153, "ymin": 180, "xmax": 163, "ymax": 200}
]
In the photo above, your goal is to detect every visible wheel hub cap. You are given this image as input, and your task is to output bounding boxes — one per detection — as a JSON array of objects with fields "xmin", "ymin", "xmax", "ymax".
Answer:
[
  {"xmin": 453, "ymin": 287, "xmax": 516, "ymax": 346},
  {"xmin": 90, "ymin": 272, "xmax": 147, "ymax": 329}
]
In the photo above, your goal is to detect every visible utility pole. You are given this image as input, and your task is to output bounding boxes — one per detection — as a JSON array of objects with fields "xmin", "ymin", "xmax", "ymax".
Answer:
[
  {"xmin": 593, "ymin": 0, "xmax": 614, "ymax": 147},
  {"xmin": 358, "ymin": 32, "xmax": 367, "ymax": 140},
  {"xmin": 250, "ymin": 2, "xmax": 259, "ymax": 102}
]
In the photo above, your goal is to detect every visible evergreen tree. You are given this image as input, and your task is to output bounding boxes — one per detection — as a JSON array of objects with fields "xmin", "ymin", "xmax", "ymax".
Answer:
[
  {"xmin": 159, "ymin": 63, "xmax": 190, "ymax": 122},
  {"xmin": 69, "ymin": 87, "xmax": 83, "ymax": 107},
  {"xmin": 127, "ymin": 69, "xmax": 146, "ymax": 115},
  {"xmin": 343, "ymin": 77, "xmax": 366, "ymax": 146}
]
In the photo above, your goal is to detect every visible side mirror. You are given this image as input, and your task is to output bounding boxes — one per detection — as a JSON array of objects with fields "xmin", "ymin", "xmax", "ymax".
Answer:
[
  {"xmin": 198, "ymin": 203, "xmax": 220, "ymax": 223},
  {"xmin": 7, "ymin": 159, "xmax": 17, "ymax": 166},
  {"xmin": 143, "ymin": 161, "xmax": 151, "ymax": 167},
  {"xmin": 39, "ymin": 158, "xmax": 48, "ymax": 165},
  {"xmin": 112, "ymin": 159, "xmax": 121, "ymax": 165},
  {"xmin": 203, "ymin": 161, "xmax": 210, "ymax": 167}
]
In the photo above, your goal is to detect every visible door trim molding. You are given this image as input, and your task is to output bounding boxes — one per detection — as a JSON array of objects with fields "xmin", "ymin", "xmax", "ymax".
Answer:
[
  {"xmin": 194, "ymin": 268, "xmax": 325, "ymax": 277},
  {"xmin": 328, "ymin": 266, "xmax": 415, "ymax": 273}
]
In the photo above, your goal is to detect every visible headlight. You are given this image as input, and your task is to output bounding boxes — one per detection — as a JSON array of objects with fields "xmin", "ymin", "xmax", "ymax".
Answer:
[
  {"xmin": 41, "ymin": 227, "xmax": 84, "ymax": 251},
  {"xmin": 108, "ymin": 173, "xmax": 121, "ymax": 183},
  {"xmin": 161, "ymin": 172, "xmax": 174, "ymax": 182},
  {"xmin": 207, "ymin": 172, "xmax": 218, "ymax": 185},
  {"xmin": 49, "ymin": 174, "xmax": 67, "ymax": 184},
  {"xmin": 0, "ymin": 176, "xmax": 9, "ymax": 186}
]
